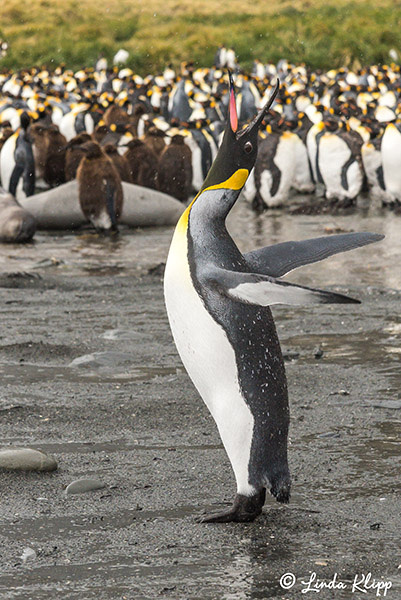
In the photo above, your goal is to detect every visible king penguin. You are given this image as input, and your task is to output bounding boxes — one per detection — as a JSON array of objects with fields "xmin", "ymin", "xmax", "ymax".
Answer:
[{"xmin": 164, "ymin": 73, "xmax": 384, "ymax": 523}]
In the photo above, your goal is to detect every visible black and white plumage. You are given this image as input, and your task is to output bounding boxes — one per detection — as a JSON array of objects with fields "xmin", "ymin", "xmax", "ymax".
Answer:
[{"xmin": 164, "ymin": 74, "xmax": 384, "ymax": 523}]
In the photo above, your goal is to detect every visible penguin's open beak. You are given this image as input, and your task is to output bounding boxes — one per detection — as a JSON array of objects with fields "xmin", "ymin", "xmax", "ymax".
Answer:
[{"xmin": 239, "ymin": 77, "xmax": 280, "ymax": 137}]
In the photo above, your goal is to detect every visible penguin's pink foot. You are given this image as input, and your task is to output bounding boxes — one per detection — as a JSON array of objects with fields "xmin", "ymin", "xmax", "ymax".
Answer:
[{"xmin": 197, "ymin": 489, "xmax": 266, "ymax": 524}]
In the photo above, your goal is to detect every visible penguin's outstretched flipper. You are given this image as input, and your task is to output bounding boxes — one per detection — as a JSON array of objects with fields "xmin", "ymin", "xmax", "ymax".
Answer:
[
  {"xmin": 244, "ymin": 232, "xmax": 384, "ymax": 278},
  {"xmin": 206, "ymin": 266, "xmax": 360, "ymax": 306}
]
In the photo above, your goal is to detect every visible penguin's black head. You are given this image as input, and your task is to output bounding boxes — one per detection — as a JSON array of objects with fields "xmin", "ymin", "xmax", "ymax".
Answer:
[
  {"xmin": 200, "ymin": 72, "xmax": 279, "ymax": 192},
  {"xmin": 80, "ymin": 141, "xmax": 103, "ymax": 159},
  {"xmin": 20, "ymin": 111, "xmax": 30, "ymax": 131}
]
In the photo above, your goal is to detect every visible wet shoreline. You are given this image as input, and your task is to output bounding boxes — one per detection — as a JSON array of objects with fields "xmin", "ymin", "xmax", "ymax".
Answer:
[{"xmin": 0, "ymin": 201, "xmax": 400, "ymax": 599}]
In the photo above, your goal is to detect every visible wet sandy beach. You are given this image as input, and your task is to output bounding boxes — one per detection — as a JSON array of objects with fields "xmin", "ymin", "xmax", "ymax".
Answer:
[{"xmin": 0, "ymin": 199, "xmax": 400, "ymax": 599}]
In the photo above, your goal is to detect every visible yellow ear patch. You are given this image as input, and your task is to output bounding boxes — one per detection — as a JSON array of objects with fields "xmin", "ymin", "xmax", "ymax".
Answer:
[{"xmin": 205, "ymin": 168, "xmax": 249, "ymax": 192}]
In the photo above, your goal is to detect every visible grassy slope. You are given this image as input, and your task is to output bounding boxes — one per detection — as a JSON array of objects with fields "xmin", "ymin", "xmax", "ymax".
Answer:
[{"xmin": 0, "ymin": 0, "xmax": 401, "ymax": 72}]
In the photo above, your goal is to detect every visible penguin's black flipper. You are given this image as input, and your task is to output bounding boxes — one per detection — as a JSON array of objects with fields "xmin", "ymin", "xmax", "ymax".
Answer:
[
  {"xmin": 8, "ymin": 165, "xmax": 24, "ymax": 197},
  {"xmin": 22, "ymin": 167, "xmax": 35, "ymax": 197},
  {"xmin": 243, "ymin": 232, "xmax": 384, "ymax": 278},
  {"xmin": 206, "ymin": 266, "xmax": 360, "ymax": 306}
]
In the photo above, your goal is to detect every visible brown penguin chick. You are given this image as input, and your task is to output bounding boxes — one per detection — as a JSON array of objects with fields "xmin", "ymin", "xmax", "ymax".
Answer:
[
  {"xmin": 144, "ymin": 126, "xmax": 166, "ymax": 156},
  {"xmin": 43, "ymin": 125, "xmax": 67, "ymax": 187},
  {"xmin": 0, "ymin": 127, "xmax": 14, "ymax": 154},
  {"xmin": 103, "ymin": 104, "xmax": 130, "ymax": 128},
  {"xmin": 77, "ymin": 141, "xmax": 123, "ymax": 232},
  {"xmin": 64, "ymin": 133, "xmax": 92, "ymax": 181},
  {"xmin": 124, "ymin": 138, "xmax": 158, "ymax": 189},
  {"xmin": 157, "ymin": 134, "xmax": 193, "ymax": 202},
  {"xmin": 92, "ymin": 124, "xmax": 110, "ymax": 144},
  {"xmin": 29, "ymin": 122, "xmax": 48, "ymax": 179},
  {"xmin": 103, "ymin": 143, "xmax": 132, "ymax": 182}
]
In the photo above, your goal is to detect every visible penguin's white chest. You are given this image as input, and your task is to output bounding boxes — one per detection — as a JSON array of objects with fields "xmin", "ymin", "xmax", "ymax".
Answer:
[
  {"xmin": 164, "ymin": 227, "xmax": 238, "ymax": 412},
  {"xmin": 163, "ymin": 224, "xmax": 255, "ymax": 495}
]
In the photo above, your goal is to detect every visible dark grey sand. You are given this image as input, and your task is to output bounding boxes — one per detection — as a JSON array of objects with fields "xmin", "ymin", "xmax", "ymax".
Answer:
[{"xmin": 0, "ymin": 201, "xmax": 400, "ymax": 599}]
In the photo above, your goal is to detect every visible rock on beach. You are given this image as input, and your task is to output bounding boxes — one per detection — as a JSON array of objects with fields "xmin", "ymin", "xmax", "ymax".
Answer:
[
  {"xmin": 65, "ymin": 478, "xmax": 106, "ymax": 495},
  {"xmin": 0, "ymin": 448, "xmax": 57, "ymax": 472}
]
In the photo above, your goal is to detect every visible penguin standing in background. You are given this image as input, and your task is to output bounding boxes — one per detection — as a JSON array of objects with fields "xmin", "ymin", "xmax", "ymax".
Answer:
[
  {"xmin": 164, "ymin": 73, "xmax": 383, "ymax": 523},
  {"xmin": 381, "ymin": 121, "xmax": 401, "ymax": 204},
  {"xmin": 64, "ymin": 133, "xmax": 92, "ymax": 181},
  {"xmin": 253, "ymin": 116, "xmax": 297, "ymax": 210},
  {"xmin": 292, "ymin": 112, "xmax": 315, "ymax": 194},
  {"xmin": 158, "ymin": 134, "xmax": 193, "ymax": 202},
  {"xmin": 103, "ymin": 143, "xmax": 132, "ymax": 182},
  {"xmin": 124, "ymin": 138, "xmax": 159, "ymax": 189},
  {"xmin": 361, "ymin": 125, "xmax": 390, "ymax": 205},
  {"xmin": 1, "ymin": 112, "xmax": 35, "ymax": 198},
  {"xmin": 77, "ymin": 141, "xmax": 123, "ymax": 232},
  {"xmin": 43, "ymin": 125, "xmax": 67, "ymax": 188},
  {"xmin": 29, "ymin": 122, "xmax": 48, "ymax": 185},
  {"xmin": 144, "ymin": 126, "xmax": 166, "ymax": 157},
  {"xmin": 317, "ymin": 119, "xmax": 364, "ymax": 204}
]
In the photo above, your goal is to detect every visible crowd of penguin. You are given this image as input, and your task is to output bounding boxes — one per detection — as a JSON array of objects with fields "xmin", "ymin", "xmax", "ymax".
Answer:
[{"xmin": 1, "ymin": 56, "xmax": 401, "ymax": 237}]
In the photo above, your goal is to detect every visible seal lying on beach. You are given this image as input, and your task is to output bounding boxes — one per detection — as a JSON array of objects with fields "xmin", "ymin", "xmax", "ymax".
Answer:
[{"xmin": 0, "ymin": 187, "xmax": 36, "ymax": 243}]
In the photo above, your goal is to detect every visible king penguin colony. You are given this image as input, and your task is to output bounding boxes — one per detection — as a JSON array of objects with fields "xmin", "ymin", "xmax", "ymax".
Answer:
[
  {"xmin": 2, "ymin": 60, "xmax": 401, "ymax": 208},
  {"xmin": 164, "ymin": 73, "xmax": 384, "ymax": 523}
]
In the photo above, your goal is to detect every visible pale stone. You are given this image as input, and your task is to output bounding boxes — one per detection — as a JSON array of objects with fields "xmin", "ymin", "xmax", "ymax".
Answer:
[
  {"xmin": 0, "ymin": 448, "xmax": 57, "ymax": 472},
  {"xmin": 65, "ymin": 478, "xmax": 106, "ymax": 495}
]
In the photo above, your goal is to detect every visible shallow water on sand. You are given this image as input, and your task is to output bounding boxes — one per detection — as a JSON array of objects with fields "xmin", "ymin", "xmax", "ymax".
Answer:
[{"xmin": 0, "ymin": 198, "xmax": 400, "ymax": 289}]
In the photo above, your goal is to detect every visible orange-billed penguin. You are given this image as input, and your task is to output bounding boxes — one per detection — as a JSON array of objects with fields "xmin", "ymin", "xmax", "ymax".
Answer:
[
  {"xmin": 77, "ymin": 141, "xmax": 123, "ymax": 232},
  {"xmin": 164, "ymin": 73, "xmax": 383, "ymax": 523}
]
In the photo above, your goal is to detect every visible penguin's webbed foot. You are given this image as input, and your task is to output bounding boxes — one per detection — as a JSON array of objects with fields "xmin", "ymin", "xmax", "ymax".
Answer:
[{"xmin": 197, "ymin": 489, "xmax": 266, "ymax": 524}]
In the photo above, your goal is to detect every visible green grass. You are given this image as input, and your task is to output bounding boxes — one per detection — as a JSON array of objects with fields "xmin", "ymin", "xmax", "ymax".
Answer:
[{"xmin": 0, "ymin": 0, "xmax": 401, "ymax": 72}]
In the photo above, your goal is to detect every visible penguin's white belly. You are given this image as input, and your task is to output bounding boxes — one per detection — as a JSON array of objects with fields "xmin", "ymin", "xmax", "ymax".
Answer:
[
  {"xmin": 292, "ymin": 136, "xmax": 315, "ymax": 193},
  {"xmin": 306, "ymin": 125, "xmax": 320, "ymax": 183},
  {"xmin": 382, "ymin": 124, "xmax": 401, "ymax": 202},
  {"xmin": 0, "ymin": 135, "xmax": 26, "ymax": 200},
  {"xmin": 59, "ymin": 111, "xmax": 80, "ymax": 141},
  {"xmin": 319, "ymin": 134, "xmax": 362, "ymax": 200},
  {"xmin": 361, "ymin": 142, "xmax": 390, "ymax": 204},
  {"xmin": 164, "ymin": 231, "xmax": 255, "ymax": 495},
  {"xmin": 259, "ymin": 133, "xmax": 296, "ymax": 207}
]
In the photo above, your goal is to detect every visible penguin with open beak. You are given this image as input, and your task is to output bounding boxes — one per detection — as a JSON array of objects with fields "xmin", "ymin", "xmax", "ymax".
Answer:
[{"xmin": 164, "ymin": 72, "xmax": 384, "ymax": 523}]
